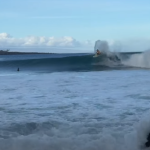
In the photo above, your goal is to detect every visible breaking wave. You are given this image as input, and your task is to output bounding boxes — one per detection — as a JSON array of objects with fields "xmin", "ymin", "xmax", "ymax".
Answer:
[
  {"xmin": 122, "ymin": 50, "xmax": 150, "ymax": 69},
  {"xmin": 0, "ymin": 53, "xmax": 123, "ymax": 72},
  {"xmin": 0, "ymin": 40, "xmax": 149, "ymax": 72}
]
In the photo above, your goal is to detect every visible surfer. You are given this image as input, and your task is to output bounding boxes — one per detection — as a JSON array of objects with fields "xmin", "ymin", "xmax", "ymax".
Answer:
[
  {"xmin": 93, "ymin": 49, "xmax": 101, "ymax": 58},
  {"xmin": 145, "ymin": 133, "xmax": 150, "ymax": 147},
  {"xmin": 96, "ymin": 49, "xmax": 101, "ymax": 55}
]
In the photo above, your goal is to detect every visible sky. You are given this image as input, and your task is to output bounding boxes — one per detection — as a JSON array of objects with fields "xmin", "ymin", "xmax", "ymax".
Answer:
[{"xmin": 0, "ymin": 0, "xmax": 150, "ymax": 53}]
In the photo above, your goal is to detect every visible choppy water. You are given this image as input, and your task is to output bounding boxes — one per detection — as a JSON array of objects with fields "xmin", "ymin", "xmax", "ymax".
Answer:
[{"xmin": 0, "ymin": 52, "xmax": 150, "ymax": 150}]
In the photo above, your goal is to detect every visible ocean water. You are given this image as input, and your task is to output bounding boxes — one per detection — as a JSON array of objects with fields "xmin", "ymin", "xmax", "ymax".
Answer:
[{"xmin": 0, "ymin": 51, "xmax": 150, "ymax": 150}]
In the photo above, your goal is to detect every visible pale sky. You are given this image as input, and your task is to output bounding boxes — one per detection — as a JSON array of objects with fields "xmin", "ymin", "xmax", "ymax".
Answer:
[{"xmin": 0, "ymin": 0, "xmax": 150, "ymax": 52}]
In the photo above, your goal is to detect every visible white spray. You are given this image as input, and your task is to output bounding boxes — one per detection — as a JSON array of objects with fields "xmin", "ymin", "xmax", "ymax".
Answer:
[
  {"xmin": 94, "ymin": 40, "xmax": 110, "ymax": 55},
  {"xmin": 122, "ymin": 50, "xmax": 150, "ymax": 68},
  {"xmin": 93, "ymin": 40, "xmax": 121, "ymax": 67},
  {"xmin": 94, "ymin": 40, "xmax": 120, "ymax": 57}
]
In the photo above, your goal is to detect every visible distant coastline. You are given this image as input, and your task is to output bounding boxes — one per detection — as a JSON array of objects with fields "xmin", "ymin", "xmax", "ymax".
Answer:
[
  {"xmin": 0, "ymin": 50, "xmax": 51, "ymax": 55},
  {"xmin": 0, "ymin": 49, "xmax": 143, "ymax": 55}
]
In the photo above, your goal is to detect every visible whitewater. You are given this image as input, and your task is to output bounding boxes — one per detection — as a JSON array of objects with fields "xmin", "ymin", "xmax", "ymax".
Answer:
[{"xmin": 0, "ymin": 40, "xmax": 150, "ymax": 150}]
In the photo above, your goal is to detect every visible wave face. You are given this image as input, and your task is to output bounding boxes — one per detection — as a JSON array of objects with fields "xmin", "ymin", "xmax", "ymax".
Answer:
[{"xmin": 0, "ymin": 53, "xmax": 125, "ymax": 72}]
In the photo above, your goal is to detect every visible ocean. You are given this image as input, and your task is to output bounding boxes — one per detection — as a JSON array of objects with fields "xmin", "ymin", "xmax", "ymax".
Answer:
[{"xmin": 0, "ymin": 51, "xmax": 150, "ymax": 150}]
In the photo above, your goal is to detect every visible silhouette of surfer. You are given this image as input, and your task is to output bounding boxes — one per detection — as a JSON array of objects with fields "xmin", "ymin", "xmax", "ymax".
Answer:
[
  {"xmin": 145, "ymin": 133, "xmax": 150, "ymax": 147},
  {"xmin": 17, "ymin": 68, "xmax": 19, "ymax": 71},
  {"xmin": 96, "ymin": 49, "xmax": 101, "ymax": 55}
]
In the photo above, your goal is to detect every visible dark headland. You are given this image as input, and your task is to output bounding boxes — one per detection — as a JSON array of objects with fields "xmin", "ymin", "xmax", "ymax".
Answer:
[
  {"xmin": 0, "ymin": 49, "xmax": 142, "ymax": 55},
  {"xmin": 0, "ymin": 50, "xmax": 51, "ymax": 55}
]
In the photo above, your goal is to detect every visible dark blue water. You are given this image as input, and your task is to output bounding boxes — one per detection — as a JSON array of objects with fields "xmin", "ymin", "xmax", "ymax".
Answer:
[{"xmin": 0, "ymin": 52, "xmax": 132, "ymax": 73}]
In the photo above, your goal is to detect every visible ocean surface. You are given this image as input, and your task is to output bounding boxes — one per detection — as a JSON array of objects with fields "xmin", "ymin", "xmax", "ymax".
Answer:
[{"xmin": 0, "ymin": 52, "xmax": 150, "ymax": 150}]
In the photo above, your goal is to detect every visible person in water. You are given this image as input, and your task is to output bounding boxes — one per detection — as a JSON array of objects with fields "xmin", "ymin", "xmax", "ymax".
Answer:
[
  {"xmin": 145, "ymin": 132, "xmax": 150, "ymax": 147},
  {"xmin": 96, "ymin": 49, "xmax": 101, "ymax": 55}
]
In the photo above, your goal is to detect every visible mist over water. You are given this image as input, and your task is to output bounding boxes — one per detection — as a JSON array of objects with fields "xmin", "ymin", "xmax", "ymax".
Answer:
[
  {"xmin": 94, "ymin": 40, "xmax": 150, "ymax": 69},
  {"xmin": 94, "ymin": 40, "xmax": 113, "ymax": 57},
  {"xmin": 122, "ymin": 50, "xmax": 150, "ymax": 68}
]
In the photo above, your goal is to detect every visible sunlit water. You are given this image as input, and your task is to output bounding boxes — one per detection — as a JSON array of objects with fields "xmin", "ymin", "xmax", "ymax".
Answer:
[{"xmin": 0, "ymin": 69, "xmax": 150, "ymax": 150}]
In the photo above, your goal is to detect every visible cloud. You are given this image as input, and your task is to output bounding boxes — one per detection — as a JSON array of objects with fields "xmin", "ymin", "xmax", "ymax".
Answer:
[
  {"xmin": 0, "ymin": 33, "xmax": 93, "ymax": 53},
  {"xmin": 1, "ymin": 33, "xmax": 150, "ymax": 53}
]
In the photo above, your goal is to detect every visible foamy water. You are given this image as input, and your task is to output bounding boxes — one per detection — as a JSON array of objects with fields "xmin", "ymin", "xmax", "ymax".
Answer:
[
  {"xmin": 122, "ymin": 50, "xmax": 150, "ymax": 69},
  {"xmin": 0, "ymin": 70, "xmax": 150, "ymax": 150}
]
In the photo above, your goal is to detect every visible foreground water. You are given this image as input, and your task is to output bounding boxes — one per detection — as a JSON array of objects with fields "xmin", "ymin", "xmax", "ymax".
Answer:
[{"xmin": 0, "ymin": 69, "xmax": 150, "ymax": 150}]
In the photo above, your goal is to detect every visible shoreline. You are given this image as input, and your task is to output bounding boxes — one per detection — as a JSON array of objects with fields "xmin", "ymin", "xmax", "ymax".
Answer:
[{"xmin": 0, "ymin": 50, "xmax": 142, "ymax": 55}]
